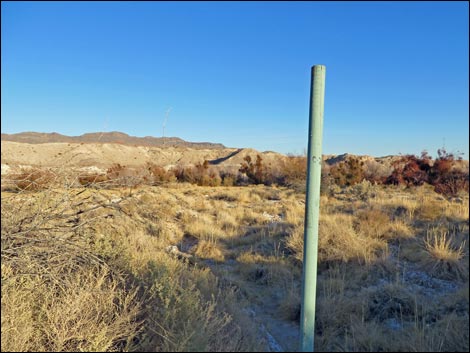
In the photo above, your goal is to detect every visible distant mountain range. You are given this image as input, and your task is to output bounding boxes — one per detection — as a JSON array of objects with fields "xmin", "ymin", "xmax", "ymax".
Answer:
[{"xmin": 1, "ymin": 132, "xmax": 226, "ymax": 149}]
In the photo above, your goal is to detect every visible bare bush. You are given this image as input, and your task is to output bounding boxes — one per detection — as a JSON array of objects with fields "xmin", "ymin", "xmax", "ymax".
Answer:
[
  {"xmin": 363, "ymin": 159, "xmax": 393, "ymax": 184},
  {"xmin": 175, "ymin": 160, "xmax": 222, "ymax": 186},
  {"xmin": 278, "ymin": 155, "xmax": 307, "ymax": 186},
  {"xmin": 1, "ymin": 186, "xmax": 141, "ymax": 352}
]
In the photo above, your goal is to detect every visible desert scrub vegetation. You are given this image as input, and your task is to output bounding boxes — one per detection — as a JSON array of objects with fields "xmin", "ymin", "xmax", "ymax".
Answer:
[
  {"xmin": 12, "ymin": 147, "xmax": 464, "ymax": 200},
  {"xmin": 386, "ymin": 149, "xmax": 469, "ymax": 197},
  {"xmin": 1, "ymin": 183, "xmax": 265, "ymax": 352},
  {"xmin": 175, "ymin": 160, "xmax": 223, "ymax": 186},
  {"xmin": 280, "ymin": 182, "xmax": 468, "ymax": 351},
  {"xmin": 276, "ymin": 148, "xmax": 468, "ymax": 198},
  {"xmin": 1, "ymin": 164, "xmax": 468, "ymax": 351}
]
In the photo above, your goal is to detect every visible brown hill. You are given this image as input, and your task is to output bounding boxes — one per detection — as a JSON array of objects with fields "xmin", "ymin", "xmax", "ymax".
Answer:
[{"xmin": 1, "ymin": 132, "xmax": 226, "ymax": 149}]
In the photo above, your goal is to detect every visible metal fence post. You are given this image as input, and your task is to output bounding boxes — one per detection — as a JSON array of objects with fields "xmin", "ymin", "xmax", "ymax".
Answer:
[{"xmin": 300, "ymin": 65, "xmax": 326, "ymax": 352}]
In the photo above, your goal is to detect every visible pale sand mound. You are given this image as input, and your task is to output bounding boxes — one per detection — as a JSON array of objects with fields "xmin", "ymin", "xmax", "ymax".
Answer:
[{"xmin": 0, "ymin": 141, "xmax": 287, "ymax": 172}]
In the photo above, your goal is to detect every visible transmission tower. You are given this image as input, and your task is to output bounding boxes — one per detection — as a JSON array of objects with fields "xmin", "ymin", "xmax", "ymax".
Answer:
[{"xmin": 163, "ymin": 107, "xmax": 172, "ymax": 141}]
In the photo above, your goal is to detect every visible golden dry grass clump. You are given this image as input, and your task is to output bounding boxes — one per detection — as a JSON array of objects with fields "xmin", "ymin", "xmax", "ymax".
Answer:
[{"xmin": 423, "ymin": 227, "xmax": 468, "ymax": 280}]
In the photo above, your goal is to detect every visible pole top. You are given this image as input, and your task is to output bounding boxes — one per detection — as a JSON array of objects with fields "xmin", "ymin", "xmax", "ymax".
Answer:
[{"xmin": 312, "ymin": 65, "xmax": 326, "ymax": 70}]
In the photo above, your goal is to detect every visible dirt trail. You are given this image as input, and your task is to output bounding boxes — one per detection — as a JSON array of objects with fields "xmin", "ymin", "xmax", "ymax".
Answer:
[{"xmin": 202, "ymin": 258, "xmax": 300, "ymax": 352}]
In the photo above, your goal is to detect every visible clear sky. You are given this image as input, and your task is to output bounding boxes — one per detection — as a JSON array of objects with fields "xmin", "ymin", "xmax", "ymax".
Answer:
[{"xmin": 2, "ymin": 1, "xmax": 469, "ymax": 158}]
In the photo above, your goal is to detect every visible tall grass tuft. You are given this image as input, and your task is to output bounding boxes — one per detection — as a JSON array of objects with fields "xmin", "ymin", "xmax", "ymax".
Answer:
[{"xmin": 423, "ymin": 227, "xmax": 468, "ymax": 280}]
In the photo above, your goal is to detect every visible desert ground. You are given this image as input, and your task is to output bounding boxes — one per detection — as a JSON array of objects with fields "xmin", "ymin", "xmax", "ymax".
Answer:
[{"xmin": 1, "ymin": 138, "xmax": 469, "ymax": 352}]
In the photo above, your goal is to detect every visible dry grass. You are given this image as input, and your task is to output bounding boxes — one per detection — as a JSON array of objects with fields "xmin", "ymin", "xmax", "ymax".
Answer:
[
  {"xmin": 283, "ymin": 184, "xmax": 468, "ymax": 352},
  {"xmin": 422, "ymin": 227, "xmax": 468, "ymax": 280},
  {"xmin": 2, "ymin": 266, "xmax": 140, "ymax": 352},
  {"xmin": 1, "ymin": 183, "xmax": 263, "ymax": 352},
  {"xmin": 1, "ymin": 172, "xmax": 468, "ymax": 352},
  {"xmin": 355, "ymin": 207, "xmax": 391, "ymax": 238},
  {"xmin": 417, "ymin": 200, "xmax": 446, "ymax": 221},
  {"xmin": 236, "ymin": 252, "xmax": 294, "ymax": 286},
  {"xmin": 388, "ymin": 219, "xmax": 415, "ymax": 239},
  {"xmin": 444, "ymin": 199, "xmax": 470, "ymax": 221},
  {"xmin": 286, "ymin": 212, "xmax": 388, "ymax": 265},
  {"xmin": 193, "ymin": 239, "xmax": 226, "ymax": 262}
]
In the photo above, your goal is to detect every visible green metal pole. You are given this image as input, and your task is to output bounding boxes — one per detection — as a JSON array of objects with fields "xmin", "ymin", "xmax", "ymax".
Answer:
[{"xmin": 300, "ymin": 65, "xmax": 326, "ymax": 352}]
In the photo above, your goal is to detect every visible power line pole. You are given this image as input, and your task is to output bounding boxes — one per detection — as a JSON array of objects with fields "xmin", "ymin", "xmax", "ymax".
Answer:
[{"xmin": 163, "ymin": 107, "xmax": 172, "ymax": 141}]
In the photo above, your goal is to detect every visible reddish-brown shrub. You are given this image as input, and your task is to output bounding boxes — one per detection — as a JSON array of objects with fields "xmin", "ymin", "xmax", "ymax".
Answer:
[
  {"xmin": 433, "ymin": 171, "xmax": 469, "ymax": 196},
  {"xmin": 106, "ymin": 163, "xmax": 126, "ymax": 179},
  {"xmin": 429, "ymin": 149, "xmax": 469, "ymax": 196},
  {"xmin": 105, "ymin": 164, "xmax": 142, "ymax": 187},
  {"xmin": 11, "ymin": 168, "xmax": 56, "ymax": 191},
  {"xmin": 386, "ymin": 154, "xmax": 430, "ymax": 186},
  {"xmin": 239, "ymin": 155, "xmax": 268, "ymax": 185},
  {"xmin": 145, "ymin": 162, "xmax": 176, "ymax": 185},
  {"xmin": 175, "ymin": 160, "xmax": 222, "ymax": 186},
  {"xmin": 385, "ymin": 149, "xmax": 469, "ymax": 196},
  {"xmin": 436, "ymin": 149, "xmax": 454, "ymax": 172}
]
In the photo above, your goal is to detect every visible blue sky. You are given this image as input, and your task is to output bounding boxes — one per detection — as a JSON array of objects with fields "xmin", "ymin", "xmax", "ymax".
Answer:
[{"xmin": 1, "ymin": 1, "xmax": 468, "ymax": 158}]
